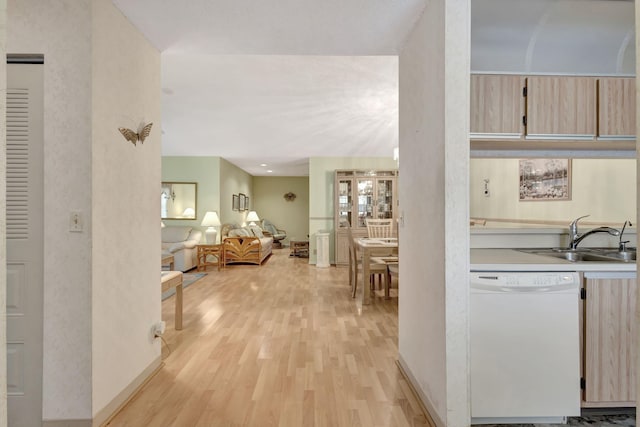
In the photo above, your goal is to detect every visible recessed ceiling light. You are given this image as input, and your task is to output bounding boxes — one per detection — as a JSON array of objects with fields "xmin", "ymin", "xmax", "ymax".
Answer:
[
  {"xmin": 267, "ymin": 170, "xmax": 273, "ymax": 173},
  {"xmin": 260, "ymin": 163, "xmax": 267, "ymax": 167}
]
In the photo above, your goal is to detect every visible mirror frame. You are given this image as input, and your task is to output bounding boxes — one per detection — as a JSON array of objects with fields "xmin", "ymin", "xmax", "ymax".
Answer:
[{"xmin": 161, "ymin": 181, "xmax": 198, "ymax": 220}]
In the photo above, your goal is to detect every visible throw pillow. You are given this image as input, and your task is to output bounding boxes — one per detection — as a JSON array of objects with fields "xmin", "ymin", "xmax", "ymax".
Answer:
[{"xmin": 248, "ymin": 225, "xmax": 264, "ymax": 238}]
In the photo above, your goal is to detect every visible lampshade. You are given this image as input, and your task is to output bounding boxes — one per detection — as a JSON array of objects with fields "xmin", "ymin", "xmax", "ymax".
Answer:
[
  {"xmin": 201, "ymin": 211, "xmax": 221, "ymax": 227},
  {"xmin": 246, "ymin": 211, "xmax": 260, "ymax": 226},
  {"xmin": 201, "ymin": 211, "xmax": 221, "ymax": 244},
  {"xmin": 161, "ymin": 221, "xmax": 166, "ymax": 228},
  {"xmin": 182, "ymin": 207, "xmax": 195, "ymax": 218}
]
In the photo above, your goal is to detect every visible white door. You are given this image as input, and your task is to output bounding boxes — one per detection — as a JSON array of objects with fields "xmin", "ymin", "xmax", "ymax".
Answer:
[{"xmin": 6, "ymin": 61, "xmax": 44, "ymax": 427}]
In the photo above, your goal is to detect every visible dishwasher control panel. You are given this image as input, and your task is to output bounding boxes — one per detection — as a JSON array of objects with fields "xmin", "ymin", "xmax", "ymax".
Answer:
[{"xmin": 471, "ymin": 272, "xmax": 579, "ymax": 287}]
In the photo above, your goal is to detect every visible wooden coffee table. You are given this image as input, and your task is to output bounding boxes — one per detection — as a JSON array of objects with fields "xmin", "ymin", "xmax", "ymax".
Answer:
[
  {"xmin": 161, "ymin": 271, "xmax": 183, "ymax": 330},
  {"xmin": 289, "ymin": 239, "xmax": 309, "ymax": 258}
]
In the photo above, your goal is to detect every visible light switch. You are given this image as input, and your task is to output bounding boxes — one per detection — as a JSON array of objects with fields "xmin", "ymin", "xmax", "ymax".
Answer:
[{"xmin": 69, "ymin": 211, "xmax": 83, "ymax": 232}]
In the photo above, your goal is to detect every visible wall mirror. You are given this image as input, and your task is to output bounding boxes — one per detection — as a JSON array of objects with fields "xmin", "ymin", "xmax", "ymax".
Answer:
[{"xmin": 161, "ymin": 182, "xmax": 198, "ymax": 220}]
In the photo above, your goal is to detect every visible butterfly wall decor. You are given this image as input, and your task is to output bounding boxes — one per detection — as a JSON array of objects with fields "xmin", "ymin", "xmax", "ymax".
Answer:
[{"xmin": 118, "ymin": 122, "xmax": 153, "ymax": 146}]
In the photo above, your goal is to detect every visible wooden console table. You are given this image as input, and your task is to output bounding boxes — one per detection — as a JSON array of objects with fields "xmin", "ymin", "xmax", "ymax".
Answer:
[{"xmin": 197, "ymin": 244, "xmax": 224, "ymax": 271}]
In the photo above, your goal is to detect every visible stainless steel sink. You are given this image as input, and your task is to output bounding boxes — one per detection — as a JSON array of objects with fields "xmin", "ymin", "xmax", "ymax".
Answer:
[
  {"xmin": 518, "ymin": 248, "xmax": 636, "ymax": 263},
  {"xmin": 600, "ymin": 251, "xmax": 637, "ymax": 261}
]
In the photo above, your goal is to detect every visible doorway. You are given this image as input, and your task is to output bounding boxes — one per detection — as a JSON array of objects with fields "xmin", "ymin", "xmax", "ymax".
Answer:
[{"xmin": 6, "ymin": 57, "xmax": 44, "ymax": 427}]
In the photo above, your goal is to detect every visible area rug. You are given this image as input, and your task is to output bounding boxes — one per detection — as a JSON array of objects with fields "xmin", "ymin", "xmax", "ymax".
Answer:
[{"xmin": 161, "ymin": 272, "xmax": 206, "ymax": 300}]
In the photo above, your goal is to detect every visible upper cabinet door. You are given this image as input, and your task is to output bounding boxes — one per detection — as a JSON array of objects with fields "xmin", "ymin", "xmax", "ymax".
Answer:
[
  {"xmin": 470, "ymin": 74, "xmax": 524, "ymax": 138},
  {"xmin": 526, "ymin": 76, "xmax": 597, "ymax": 139},
  {"xmin": 598, "ymin": 77, "xmax": 636, "ymax": 139}
]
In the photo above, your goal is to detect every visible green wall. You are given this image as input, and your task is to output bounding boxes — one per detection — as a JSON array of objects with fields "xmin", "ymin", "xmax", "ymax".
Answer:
[
  {"xmin": 470, "ymin": 158, "xmax": 636, "ymax": 226},
  {"xmin": 308, "ymin": 157, "xmax": 398, "ymax": 264},
  {"xmin": 162, "ymin": 155, "xmax": 398, "ymax": 263},
  {"xmin": 161, "ymin": 156, "xmax": 221, "ymax": 236},
  {"xmin": 219, "ymin": 158, "xmax": 253, "ymax": 226},
  {"xmin": 252, "ymin": 177, "xmax": 309, "ymax": 245}
]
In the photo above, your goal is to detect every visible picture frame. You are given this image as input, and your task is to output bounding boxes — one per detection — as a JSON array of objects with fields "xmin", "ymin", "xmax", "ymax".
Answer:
[
  {"xmin": 519, "ymin": 159, "xmax": 572, "ymax": 201},
  {"xmin": 161, "ymin": 182, "xmax": 198, "ymax": 220},
  {"xmin": 245, "ymin": 197, "xmax": 250, "ymax": 211},
  {"xmin": 239, "ymin": 193, "xmax": 246, "ymax": 211},
  {"xmin": 232, "ymin": 194, "xmax": 239, "ymax": 211}
]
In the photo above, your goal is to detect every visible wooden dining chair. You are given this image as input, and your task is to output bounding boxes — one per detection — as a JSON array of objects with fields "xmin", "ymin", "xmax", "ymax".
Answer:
[
  {"xmin": 365, "ymin": 218, "xmax": 394, "ymax": 238},
  {"xmin": 347, "ymin": 224, "xmax": 388, "ymax": 299}
]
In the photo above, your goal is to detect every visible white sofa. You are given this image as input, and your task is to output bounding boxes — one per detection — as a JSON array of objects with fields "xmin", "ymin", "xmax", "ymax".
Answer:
[{"xmin": 162, "ymin": 226, "xmax": 202, "ymax": 272}]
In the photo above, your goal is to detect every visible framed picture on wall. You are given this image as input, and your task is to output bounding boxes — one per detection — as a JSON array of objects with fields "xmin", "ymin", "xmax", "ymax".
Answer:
[
  {"xmin": 245, "ymin": 197, "xmax": 250, "ymax": 211},
  {"xmin": 239, "ymin": 193, "xmax": 246, "ymax": 211},
  {"xmin": 232, "ymin": 194, "xmax": 239, "ymax": 211},
  {"xmin": 519, "ymin": 159, "xmax": 571, "ymax": 201}
]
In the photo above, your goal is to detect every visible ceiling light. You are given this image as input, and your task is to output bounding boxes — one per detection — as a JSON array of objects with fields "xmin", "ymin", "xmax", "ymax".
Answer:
[
  {"xmin": 260, "ymin": 163, "xmax": 267, "ymax": 167},
  {"xmin": 267, "ymin": 170, "xmax": 273, "ymax": 173}
]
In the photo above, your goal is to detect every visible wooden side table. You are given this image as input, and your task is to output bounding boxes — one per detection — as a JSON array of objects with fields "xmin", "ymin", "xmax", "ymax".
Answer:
[{"xmin": 197, "ymin": 244, "xmax": 224, "ymax": 271}]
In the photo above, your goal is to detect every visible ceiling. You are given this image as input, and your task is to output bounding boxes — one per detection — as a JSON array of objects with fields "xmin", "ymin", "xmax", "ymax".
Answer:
[
  {"xmin": 112, "ymin": 0, "xmax": 635, "ymax": 176},
  {"xmin": 111, "ymin": 0, "xmax": 425, "ymax": 176}
]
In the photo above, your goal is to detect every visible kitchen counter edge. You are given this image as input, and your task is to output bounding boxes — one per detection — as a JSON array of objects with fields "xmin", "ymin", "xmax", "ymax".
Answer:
[{"xmin": 471, "ymin": 248, "xmax": 637, "ymax": 272}]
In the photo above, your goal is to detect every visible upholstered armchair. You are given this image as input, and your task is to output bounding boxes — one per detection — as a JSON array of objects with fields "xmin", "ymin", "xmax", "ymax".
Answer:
[{"xmin": 261, "ymin": 219, "xmax": 286, "ymax": 248}]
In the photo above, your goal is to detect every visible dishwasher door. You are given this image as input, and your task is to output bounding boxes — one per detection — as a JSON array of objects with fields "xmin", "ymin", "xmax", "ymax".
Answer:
[{"xmin": 470, "ymin": 272, "xmax": 581, "ymax": 424}]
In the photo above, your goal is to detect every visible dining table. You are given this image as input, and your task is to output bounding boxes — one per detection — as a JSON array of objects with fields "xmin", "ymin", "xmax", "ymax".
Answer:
[{"xmin": 355, "ymin": 237, "xmax": 398, "ymax": 304}]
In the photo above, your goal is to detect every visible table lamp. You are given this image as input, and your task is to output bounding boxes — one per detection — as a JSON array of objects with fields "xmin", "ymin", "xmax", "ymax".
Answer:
[
  {"xmin": 246, "ymin": 211, "xmax": 260, "ymax": 227},
  {"xmin": 182, "ymin": 207, "xmax": 195, "ymax": 218},
  {"xmin": 201, "ymin": 211, "xmax": 221, "ymax": 244}
]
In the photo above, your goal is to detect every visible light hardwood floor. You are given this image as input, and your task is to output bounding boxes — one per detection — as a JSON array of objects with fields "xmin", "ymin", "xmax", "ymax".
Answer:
[{"xmin": 106, "ymin": 248, "xmax": 431, "ymax": 427}]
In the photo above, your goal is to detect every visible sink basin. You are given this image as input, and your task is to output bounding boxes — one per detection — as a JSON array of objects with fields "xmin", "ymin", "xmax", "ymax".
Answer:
[
  {"xmin": 536, "ymin": 251, "xmax": 616, "ymax": 262},
  {"xmin": 601, "ymin": 251, "xmax": 637, "ymax": 261},
  {"xmin": 518, "ymin": 248, "xmax": 636, "ymax": 263}
]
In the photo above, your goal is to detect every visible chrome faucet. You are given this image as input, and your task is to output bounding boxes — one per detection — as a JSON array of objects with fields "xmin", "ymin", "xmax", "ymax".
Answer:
[
  {"xmin": 618, "ymin": 220, "xmax": 632, "ymax": 251},
  {"xmin": 568, "ymin": 215, "xmax": 620, "ymax": 250}
]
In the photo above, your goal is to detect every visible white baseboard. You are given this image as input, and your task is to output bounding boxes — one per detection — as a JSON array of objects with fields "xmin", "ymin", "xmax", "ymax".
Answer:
[
  {"xmin": 93, "ymin": 356, "xmax": 163, "ymax": 427},
  {"xmin": 397, "ymin": 355, "xmax": 445, "ymax": 427},
  {"xmin": 43, "ymin": 419, "xmax": 91, "ymax": 427}
]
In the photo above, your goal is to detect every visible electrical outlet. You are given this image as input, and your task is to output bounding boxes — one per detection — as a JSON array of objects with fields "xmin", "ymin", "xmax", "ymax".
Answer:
[
  {"xmin": 69, "ymin": 211, "xmax": 83, "ymax": 232},
  {"xmin": 153, "ymin": 321, "xmax": 166, "ymax": 338}
]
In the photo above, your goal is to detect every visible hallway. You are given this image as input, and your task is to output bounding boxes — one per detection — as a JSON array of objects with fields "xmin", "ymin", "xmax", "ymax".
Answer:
[{"xmin": 107, "ymin": 249, "xmax": 429, "ymax": 426}]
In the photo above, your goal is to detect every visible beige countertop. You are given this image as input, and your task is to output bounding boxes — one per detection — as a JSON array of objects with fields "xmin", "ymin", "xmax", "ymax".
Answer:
[{"xmin": 471, "ymin": 248, "xmax": 637, "ymax": 273}]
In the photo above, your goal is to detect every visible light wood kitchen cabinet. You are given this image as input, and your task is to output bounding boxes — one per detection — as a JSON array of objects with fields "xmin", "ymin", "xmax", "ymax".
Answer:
[
  {"xmin": 526, "ymin": 76, "xmax": 597, "ymax": 139},
  {"xmin": 334, "ymin": 170, "xmax": 397, "ymax": 266},
  {"xmin": 582, "ymin": 274, "xmax": 637, "ymax": 406},
  {"xmin": 470, "ymin": 74, "xmax": 525, "ymax": 138},
  {"xmin": 598, "ymin": 77, "xmax": 636, "ymax": 139}
]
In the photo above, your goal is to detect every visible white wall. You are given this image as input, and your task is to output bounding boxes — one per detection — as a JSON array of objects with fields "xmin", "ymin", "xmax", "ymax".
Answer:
[
  {"xmin": 398, "ymin": 0, "xmax": 470, "ymax": 425},
  {"xmin": 91, "ymin": 0, "xmax": 161, "ymax": 420},
  {"xmin": 308, "ymin": 157, "xmax": 398, "ymax": 264},
  {"xmin": 8, "ymin": 0, "xmax": 161, "ymax": 423},
  {"xmin": 470, "ymin": 158, "xmax": 636, "ymax": 225},
  {"xmin": 8, "ymin": 0, "xmax": 93, "ymax": 420},
  {"xmin": 0, "ymin": 1, "xmax": 7, "ymax": 424}
]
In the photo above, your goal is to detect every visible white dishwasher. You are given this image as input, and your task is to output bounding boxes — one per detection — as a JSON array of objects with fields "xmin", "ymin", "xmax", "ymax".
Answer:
[{"xmin": 470, "ymin": 271, "xmax": 581, "ymax": 425}]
